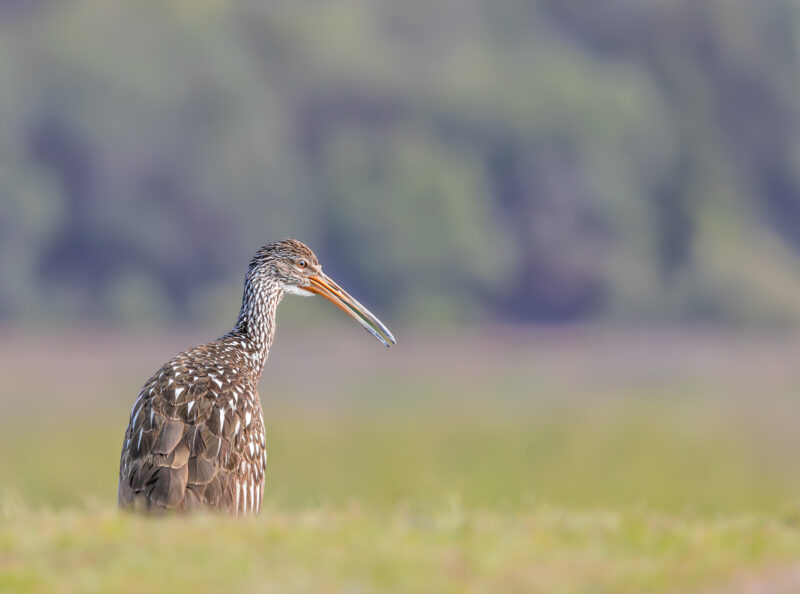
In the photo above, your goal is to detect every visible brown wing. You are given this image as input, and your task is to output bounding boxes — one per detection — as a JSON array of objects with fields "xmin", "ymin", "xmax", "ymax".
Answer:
[{"xmin": 118, "ymin": 349, "xmax": 267, "ymax": 515}]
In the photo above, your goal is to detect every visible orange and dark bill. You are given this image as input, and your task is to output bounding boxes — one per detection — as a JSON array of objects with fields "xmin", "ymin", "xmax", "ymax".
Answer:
[{"xmin": 307, "ymin": 273, "xmax": 396, "ymax": 347}]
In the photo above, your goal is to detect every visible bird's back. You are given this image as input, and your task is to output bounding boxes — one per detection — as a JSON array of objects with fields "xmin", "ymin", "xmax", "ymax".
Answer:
[{"xmin": 118, "ymin": 336, "xmax": 267, "ymax": 515}]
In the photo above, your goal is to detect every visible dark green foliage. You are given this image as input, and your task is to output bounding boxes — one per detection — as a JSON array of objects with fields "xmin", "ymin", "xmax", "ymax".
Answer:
[{"xmin": 3, "ymin": 0, "xmax": 800, "ymax": 324}]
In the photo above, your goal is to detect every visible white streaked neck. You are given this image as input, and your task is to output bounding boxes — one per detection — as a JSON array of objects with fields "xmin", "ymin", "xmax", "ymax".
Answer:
[{"xmin": 230, "ymin": 275, "xmax": 284, "ymax": 379}]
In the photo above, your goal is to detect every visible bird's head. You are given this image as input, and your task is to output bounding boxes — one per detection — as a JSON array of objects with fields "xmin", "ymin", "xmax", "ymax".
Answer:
[{"xmin": 248, "ymin": 238, "xmax": 396, "ymax": 347}]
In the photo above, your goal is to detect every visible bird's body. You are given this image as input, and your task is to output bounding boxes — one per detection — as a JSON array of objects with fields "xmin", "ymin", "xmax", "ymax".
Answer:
[
  {"xmin": 118, "ymin": 239, "xmax": 394, "ymax": 515},
  {"xmin": 118, "ymin": 333, "xmax": 269, "ymax": 514}
]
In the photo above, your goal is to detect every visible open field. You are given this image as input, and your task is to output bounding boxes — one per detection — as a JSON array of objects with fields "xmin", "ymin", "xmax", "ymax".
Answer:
[
  {"xmin": 2, "ymin": 325, "xmax": 800, "ymax": 592},
  {"xmin": 4, "ymin": 504, "xmax": 800, "ymax": 594}
]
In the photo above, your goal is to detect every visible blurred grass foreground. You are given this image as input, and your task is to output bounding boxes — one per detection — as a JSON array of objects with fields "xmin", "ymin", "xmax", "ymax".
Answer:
[{"xmin": 3, "ymin": 326, "xmax": 800, "ymax": 593}]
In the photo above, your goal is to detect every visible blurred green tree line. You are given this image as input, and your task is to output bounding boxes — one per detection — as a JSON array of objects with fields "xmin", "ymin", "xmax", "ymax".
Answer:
[{"xmin": 2, "ymin": 0, "xmax": 800, "ymax": 325}]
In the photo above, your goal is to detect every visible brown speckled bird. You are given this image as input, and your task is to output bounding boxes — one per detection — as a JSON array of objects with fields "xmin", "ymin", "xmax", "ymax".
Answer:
[{"xmin": 118, "ymin": 238, "xmax": 395, "ymax": 515}]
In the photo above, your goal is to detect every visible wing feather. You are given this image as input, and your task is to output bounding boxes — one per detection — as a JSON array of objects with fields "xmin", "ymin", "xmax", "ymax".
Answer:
[{"xmin": 118, "ymin": 341, "xmax": 266, "ymax": 515}]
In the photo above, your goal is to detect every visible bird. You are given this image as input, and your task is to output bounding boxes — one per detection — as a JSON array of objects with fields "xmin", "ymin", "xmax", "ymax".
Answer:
[{"xmin": 118, "ymin": 238, "xmax": 395, "ymax": 515}]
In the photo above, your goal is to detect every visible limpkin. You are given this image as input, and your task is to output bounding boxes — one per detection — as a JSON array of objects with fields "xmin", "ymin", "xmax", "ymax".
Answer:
[{"xmin": 118, "ymin": 239, "xmax": 395, "ymax": 514}]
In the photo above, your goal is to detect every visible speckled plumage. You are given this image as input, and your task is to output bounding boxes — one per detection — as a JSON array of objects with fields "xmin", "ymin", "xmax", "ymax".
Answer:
[
  {"xmin": 118, "ymin": 335, "xmax": 268, "ymax": 514},
  {"xmin": 117, "ymin": 238, "xmax": 396, "ymax": 515}
]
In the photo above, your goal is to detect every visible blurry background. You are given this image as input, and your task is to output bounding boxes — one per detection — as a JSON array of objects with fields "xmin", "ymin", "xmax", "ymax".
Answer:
[
  {"xmin": 2, "ymin": 0, "xmax": 800, "ymax": 519},
  {"xmin": 5, "ymin": 0, "xmax": 800, "ymax": 327}
]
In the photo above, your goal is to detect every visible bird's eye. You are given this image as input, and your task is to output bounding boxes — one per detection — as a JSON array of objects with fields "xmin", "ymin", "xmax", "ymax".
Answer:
[{"xmin": 297, "ymin": 259, "xmax": 308, "ymax": 269}]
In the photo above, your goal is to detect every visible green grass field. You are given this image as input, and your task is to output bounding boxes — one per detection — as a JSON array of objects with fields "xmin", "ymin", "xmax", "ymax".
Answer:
[{"xmin": 2, "ymin": 326, "xmax": 800, "ymax": 592}]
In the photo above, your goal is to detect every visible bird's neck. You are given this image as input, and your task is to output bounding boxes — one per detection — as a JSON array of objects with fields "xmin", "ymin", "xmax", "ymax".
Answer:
[{"xmin": 229, "ymin": 276, "xmax": 284, "ymax": 380}]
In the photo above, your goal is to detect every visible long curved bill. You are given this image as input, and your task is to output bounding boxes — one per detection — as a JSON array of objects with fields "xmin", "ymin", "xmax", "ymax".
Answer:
[{"xmin": 307, "ymin": 273, "xmax": 396, "ymax": 347}]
